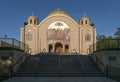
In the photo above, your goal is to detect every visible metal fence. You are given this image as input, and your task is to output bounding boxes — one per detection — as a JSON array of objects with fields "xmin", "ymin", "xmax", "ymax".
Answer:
[
  {"xmin": 89, "ymin": 39, "xmax": 120, "ymax": 53},
  {"xmin": 0, "ymin": 38, "xmax": 29, "ymax": 52}
]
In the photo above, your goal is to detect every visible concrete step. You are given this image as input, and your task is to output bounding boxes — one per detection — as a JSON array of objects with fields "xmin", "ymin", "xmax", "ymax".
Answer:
[
  {"xmin": 15, "ymin": 72, "xmax": 105, "ymax": 77},
  {"xmin": 15, "ymin": 54, "xmax": 104, "ymax": 77}
]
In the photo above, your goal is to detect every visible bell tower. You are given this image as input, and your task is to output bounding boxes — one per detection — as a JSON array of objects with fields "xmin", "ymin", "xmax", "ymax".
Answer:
[
  {"xmin": 27, "ymin": 13, "xmax": 39, "ymax": 25},
  {"xmin": 80, "ymin": 13, "xmax": 90, "ymax": 26}
]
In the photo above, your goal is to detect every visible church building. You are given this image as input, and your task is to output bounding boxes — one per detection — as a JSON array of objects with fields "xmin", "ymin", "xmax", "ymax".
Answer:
[{"xmin": 20, "ymin": 9, "xmax": 96, "ymax": 55}]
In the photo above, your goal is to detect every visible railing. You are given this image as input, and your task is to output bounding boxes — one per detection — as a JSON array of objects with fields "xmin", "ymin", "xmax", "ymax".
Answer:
[
  {"xmin": 11, "ymin": 53, "xmax": 28, "ymax": 75},
  {"xmin": 35, "ymin": 53, "xmax": 43, "ymax": 74},
  {"xmin": 91, "ymin": 54, "xmax": 106, "ymax": 74},
  {"xmin": 0, "ymin": 38, "xmax": 29, "ymax": 52},
  {"xmin": 89, "ymin": 39, "xmax": 120, "ymax": 53},
  {"xmin": 74, "ymin": 49, "xmax": 85, "ymax": 73},
  {"xmin": 58, "ymin": 55, "xmax": 61, "ymax": 72}
]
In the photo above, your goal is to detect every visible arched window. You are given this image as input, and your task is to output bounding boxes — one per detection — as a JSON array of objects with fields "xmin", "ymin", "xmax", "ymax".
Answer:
[
  {"xmin": 30, "ymin": 19, "xmax": 32, "ymax": 24},
  {"xmin": 85, "ymin": 34, "xmax": 91, "ymax": 41},
  {"xmin": 26, "ymin": 33, "xmax": 32, "ymax": 41},
  {"xmin": 34, "ymin": 20, "xmax": 36, "ymax": 24},
  {"xmin": 85, "ymin": 20, "xmax": 88, "ymax": 24},
  {"xmin": 81, "ymin": 21, "xmax": 83, "ymax": 25}
]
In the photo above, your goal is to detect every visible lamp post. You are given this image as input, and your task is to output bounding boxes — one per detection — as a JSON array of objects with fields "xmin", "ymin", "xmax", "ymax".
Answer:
[
  {"xmin": 24, "ymin": 22, "xmax": 28, "ymax": 52},
  {"xmin": 4, "ymin": 35, "xmax": 7, "ymax": 47}
]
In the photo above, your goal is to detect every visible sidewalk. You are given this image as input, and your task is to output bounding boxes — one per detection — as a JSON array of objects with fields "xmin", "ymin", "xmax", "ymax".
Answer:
[{"xmin": 3, "ymin": 77, "xmax": 117, "ymax": 82}]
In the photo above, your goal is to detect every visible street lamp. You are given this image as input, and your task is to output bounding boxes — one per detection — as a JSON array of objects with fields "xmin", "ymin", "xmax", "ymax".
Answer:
[
  {"xmin": 4, "ymin": 35, "xmax": 7, "ymax": 47},
  {"xmin": 24, "ymin": 22, "xmax": 28, "ymax": 52}
]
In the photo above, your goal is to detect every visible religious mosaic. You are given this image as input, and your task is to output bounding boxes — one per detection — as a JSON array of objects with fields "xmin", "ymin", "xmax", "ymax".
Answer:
[{"xmin": 48, "ymin": 21, "xmax": 70, "ymax": 41}]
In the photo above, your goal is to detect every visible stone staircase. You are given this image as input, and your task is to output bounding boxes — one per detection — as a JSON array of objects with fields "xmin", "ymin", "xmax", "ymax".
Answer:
[{"xmin": 15, "ymin": 53, "xmax": 104, "ymax": 77}]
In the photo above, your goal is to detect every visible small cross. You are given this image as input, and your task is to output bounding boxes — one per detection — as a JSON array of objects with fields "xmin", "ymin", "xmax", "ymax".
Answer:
[
  {"xmin": 57, "ymin": 8, "xmax": 60, "ymax": 10},
  {"xmin": 83, "ymin": 13, "xmax": 86, "ymax": 17},
  {"xmin": 32, "ymin": 12, "xmax": 34, "ymax": 16}
]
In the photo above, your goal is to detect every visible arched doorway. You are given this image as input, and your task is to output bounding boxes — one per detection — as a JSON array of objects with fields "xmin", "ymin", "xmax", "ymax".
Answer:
[
  {"xmin": 55, "ymin": 42, "xmax": 63, "ymax": 53},
  {"xmin": 65, "ymin": 44, "xmax": 69, "ymax": 53},
  {"xmin": 48, "ymin": 45, "xmax": 53, "ymax": 53}
]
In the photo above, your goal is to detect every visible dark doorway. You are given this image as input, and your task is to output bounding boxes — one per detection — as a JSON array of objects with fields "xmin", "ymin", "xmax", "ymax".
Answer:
[
  {"xmin": 49, "ymin": 45, "xmax": 53, "ymax": 53},
  {"xmin": 55, "ymin": 42, "xmax": 63, "ymax": 53},
  {"xmin": 65, "ymin": 45, "xmax": 69, "ymax": 53}
]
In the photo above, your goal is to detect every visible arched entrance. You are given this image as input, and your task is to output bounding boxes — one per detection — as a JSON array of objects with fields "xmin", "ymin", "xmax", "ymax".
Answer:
[
  {"xmin": 48, "ymin": 45, "xmax": 53, "ymax": 53},
  {"xmin": 55, "ymin": 42, "xmax": 63, "ymax": 53},
  {"xmin": 65, "ymin": 44, "xmax": 69, "ymax": 53}
]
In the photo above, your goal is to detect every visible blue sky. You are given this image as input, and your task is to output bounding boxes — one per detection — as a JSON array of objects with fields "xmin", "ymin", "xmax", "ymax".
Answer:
[{"xmin": 0, "ymin": 0, "xmax": 120, "ymax": 40}]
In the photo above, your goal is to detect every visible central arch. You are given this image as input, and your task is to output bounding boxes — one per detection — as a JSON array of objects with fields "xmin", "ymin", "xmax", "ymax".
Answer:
[
  {"xmin": 55, "ymin": 42, "xmax": 63, "ymax": 53},
  {"xmin": 48, "ymin": 44, "xmax": 53, "ymax": 53},
  {"xmin": 38, "ymin": 12, "xmax": 79, "ymax": 54}
]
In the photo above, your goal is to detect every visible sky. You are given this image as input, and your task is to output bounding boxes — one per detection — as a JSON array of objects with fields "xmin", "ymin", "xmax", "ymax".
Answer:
[{"xmin": 0, "ymin": 0, "xmax": 120, "ymax": 40}]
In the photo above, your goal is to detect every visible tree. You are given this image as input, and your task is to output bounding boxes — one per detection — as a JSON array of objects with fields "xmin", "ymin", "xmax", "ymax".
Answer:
[
  {"xmin": 114, "ymin": 27, "xmax": 120, "ymax": 39},
  {"xmin": 96, "ymin": 34, "xmax": 106, "ymax": 42},
  {"xmin": 107, "ymin": 36, "xmax": 113, "ymax": 39}
]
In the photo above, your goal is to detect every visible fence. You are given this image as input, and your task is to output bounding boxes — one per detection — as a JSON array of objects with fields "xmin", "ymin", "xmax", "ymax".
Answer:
[
  {"xmin": 0, "ymin": 38, "xmax": 29, "ymax": 52},
  {"xmin": 91, "ymin": 54, "xmax": 105, "ymax": 73},
  {"xmin": 89, "ymin": 39, "xmax": 120, "ymax": 53}
]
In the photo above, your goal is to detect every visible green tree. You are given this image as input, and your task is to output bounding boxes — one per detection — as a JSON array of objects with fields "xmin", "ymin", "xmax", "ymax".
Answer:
[
  {"xmin": 114, "ymin": 27, "xmax": 120, "ymax": 39},
  {"xmin": 96, "ymin": 34, "xmax": 106, "ymax": 42},
  {"xmin": 106, "ymin": 36, "xmax": 113, "ymax": 39}
]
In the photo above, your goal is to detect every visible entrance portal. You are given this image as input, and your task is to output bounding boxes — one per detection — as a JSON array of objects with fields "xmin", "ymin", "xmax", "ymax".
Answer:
[
  {"xmin": 48, "ymin": 45, "xmax": 53, "ymax": 53},
  {"xmin": 65, "ymin": 45, "xmax": 69, "ymax": 53},
  {"xmin": 55, "ymin": 42, "xmax": 63, "ymax": 53}
]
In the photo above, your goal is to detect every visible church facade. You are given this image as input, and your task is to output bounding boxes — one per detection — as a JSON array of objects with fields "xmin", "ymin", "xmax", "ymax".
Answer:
[{"xmin": 20, "ymin": 9, "xmax": 96, "ymax": 55}]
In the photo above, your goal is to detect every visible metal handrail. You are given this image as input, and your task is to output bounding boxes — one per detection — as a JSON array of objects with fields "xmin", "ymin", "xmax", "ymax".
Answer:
[
  {"xmin": 0, "ymin": 38, "xmax": 29, "ymax": 52},
  {"xmin": 58, "ymin": 55, "xmax": 61, "ymax": 71},
  {"xmin": 12, "ymin": 54, "xmax": 28, "ymax": 75},
  {"xmin": 35, "ymin": 53, "xmax": 43, "ymax": 73},
  {"xmin": 74, "ymin": 49, "xmax": 85, "ymax": 73},
  {"xmin": 93, "ymin": 55, "xmax": 104, "ymax": 67},
  {"xmin": 89, "ymin": 39, "xmax": 120, "ymax": 53},
  {"xmin": 91, "ymin": 54, "xmax": 106, "ymax": 75}
]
